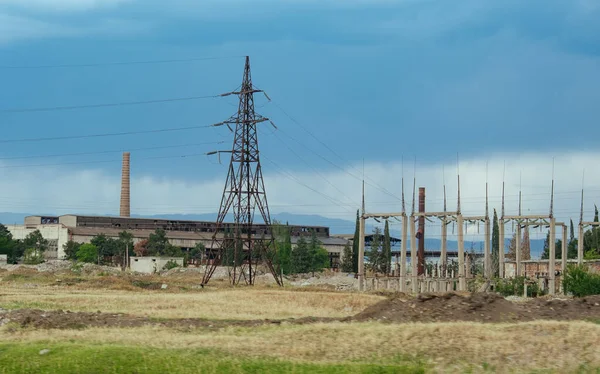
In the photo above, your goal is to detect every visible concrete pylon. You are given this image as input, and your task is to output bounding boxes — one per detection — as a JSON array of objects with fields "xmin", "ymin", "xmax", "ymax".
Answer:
[
  {"xmin": 120, "ymin": 152, "xmax": 131, "ymax": 217},
  {"xmin": 549, "ymin": 218, "xmax": 556, "ymax": 295}
]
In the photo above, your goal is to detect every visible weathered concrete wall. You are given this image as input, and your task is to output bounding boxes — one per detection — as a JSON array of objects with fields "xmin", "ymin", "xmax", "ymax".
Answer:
[
  {"xmin": 6, "ymin": 224, "xmax": 70, "ymax": 260},
  {"xmin": 130, "ymin": 257, "xmax": 184, "ymax": 273}
]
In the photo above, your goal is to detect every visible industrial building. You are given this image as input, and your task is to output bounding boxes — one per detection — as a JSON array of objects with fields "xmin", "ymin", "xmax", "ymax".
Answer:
[
  {"xmin": 8, "ymin": 214, "xmax": 349, "ymax": 268},
  {"xmin": 5, "ymin": 152, "xmax": 350, "ymax": 268}
]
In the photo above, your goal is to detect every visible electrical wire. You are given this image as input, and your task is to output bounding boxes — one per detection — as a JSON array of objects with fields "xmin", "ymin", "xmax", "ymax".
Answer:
[
  {"xmin": 0, "ymin": 94, "xmax": 219, "ymax": 113},
  {"xmin": 0, "ymin": 141, "xmax": 224, "ymax": 160},
  {"xmin": 0, "ymin": 152, "xmax": 208, "ymax": 169},
  {"xmin": 262, "ymin": 155, "xmax": 355, "ymax": 214},
  {"xmin": 0, "ymin": 123, "xmax": 217, "ymax": 144},
  {"xmin": 0, "ymin": 56, "xmax": 245, "ymax": 69},
  {"xmin": 266, "ymin": 98, "xmax": 402, "ymax": 202},
  {"xmin": 267, "ymin": 128, "xmax": 359, "ymax": 207}
]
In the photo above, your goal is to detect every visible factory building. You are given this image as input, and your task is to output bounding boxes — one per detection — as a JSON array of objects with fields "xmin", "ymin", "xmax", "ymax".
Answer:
[
  {"xmin": 5, "ymin": 153, "xmax": 349, "ymax": 268},
  {"xmin": 10, "ymin": 214, "xmax": 348, "ymax": 268}
]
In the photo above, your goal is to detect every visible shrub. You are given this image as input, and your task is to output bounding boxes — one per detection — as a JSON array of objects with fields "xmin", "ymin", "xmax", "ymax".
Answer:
[
  {"xmin": 22, "ymin": 248, "xmax": 45, "ymax": 265},
  {"xmin": 563, "ymin": 265, "xmax": 600, "ymax": 297},
  {"xmin": 163, "ymin": 260, "xmax": 180, "ymax": 271},
  {"xmin": 76, "ymin": 243, "xmax": 98, "ymax": 264},
  {"xmin": 495, "ymin": 276, "xmax": 540, "ymax": 297}
]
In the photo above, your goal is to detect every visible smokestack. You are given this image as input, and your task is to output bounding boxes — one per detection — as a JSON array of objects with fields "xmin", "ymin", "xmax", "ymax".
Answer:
[
  {"xmin": 417, "ymin": 187, "xmax": 425, "ymax": 275},
  {"xmin": 120, "ymin": 152, "xmax": 131, "ymax": 217}
]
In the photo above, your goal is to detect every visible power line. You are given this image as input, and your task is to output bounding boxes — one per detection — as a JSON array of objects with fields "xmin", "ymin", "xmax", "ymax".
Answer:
[
  {"xmin": 265, "ymin": 98, "xmax": 402, "ymax": 202},
  {"xmin": 0, "ymin": 152, "xmax": 208, "ymax": 169},
  {"xmin": 0, "ymin": 141, "xmax": 224, "ymax": 160},
  {"xmin": 0, "ymin": 56, "xmax": 245, "ymax": 69},
  {"xmin": 268, "ymin": 129, "xmax": 359, "ymax": 207},
  {"xmin": 0, "ymin": 123, "xmax": 217, "ymax": 144},
  {"xmin": 262, "ymin": 155, "xmax": 355, "ymax": 214},
  {"xmin": 0, "ymin": 94, "xmax": 219, "ymax": 114}
]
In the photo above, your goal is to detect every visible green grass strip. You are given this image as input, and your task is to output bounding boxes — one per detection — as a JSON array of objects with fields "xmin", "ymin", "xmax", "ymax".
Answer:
[{"xmin": 0, "ymin": 343, "xmax": 425, "ymax": 374}]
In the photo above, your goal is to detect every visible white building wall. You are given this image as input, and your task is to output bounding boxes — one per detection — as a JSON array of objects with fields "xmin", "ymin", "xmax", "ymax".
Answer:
[{"xmin": 6, "ymin": 225, "xmax": 70, "ymax": 260}]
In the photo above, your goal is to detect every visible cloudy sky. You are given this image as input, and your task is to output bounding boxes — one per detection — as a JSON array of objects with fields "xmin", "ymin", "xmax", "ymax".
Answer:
[{"xmin": 0, "ymin": 0, "xmax": 599, "ymax": 239}]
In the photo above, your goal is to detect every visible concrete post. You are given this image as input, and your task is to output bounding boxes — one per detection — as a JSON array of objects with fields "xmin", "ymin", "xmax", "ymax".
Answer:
[
  {"xmin": 578, "ymin": 224, "xmax": 584, "ymax": 265},
  {"xmin": 561, "ymin": 225, "xmax": 567, "ymax": 277},
  {"xmin": 499, "ymin": 219, "xmax": 505, "ymax": 278},
  {"xmin": 410, "ymin": 215, "xmax": 418, "ymax": 293},
  {"xmin": 516, "ymin": 224, "xmax": 522, "ymax": 277},
  {"xmin": 484, "ymin": 218, "xmax": 490, "ymax": 278},
  {"xmin": 457, "ymin": 214, "xmax": 465, "ymax": 291},
  {"xmin": 358, "ymin": 215, "xmax": 366, "ymax": 291},
  {"xmin": 549, "ymin": 218, "xmax": 556, "ymax": 295},
  {"xmin": 441, "ymin": 217, "xmax": 447, "ymax": 277},
  {"xmin": 400, "ymin": 216, "xmax": 408, "ymax": 292}
]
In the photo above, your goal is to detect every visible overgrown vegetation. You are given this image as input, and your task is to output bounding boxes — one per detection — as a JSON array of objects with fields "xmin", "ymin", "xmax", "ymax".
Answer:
[
  {"xmin": 495, "ymin": 276, "xmax": 541, "ymax": 297},
  {"xmin": 163, "ymin": 260, "xmax": 180, "ymax": 271},
  {"xmin": 563, "ymin": 265, "xmax": 600, "ymax": 297},
  {"xmin": 22, "ymin": 248, "xmax": 45, "ymax": 265}
]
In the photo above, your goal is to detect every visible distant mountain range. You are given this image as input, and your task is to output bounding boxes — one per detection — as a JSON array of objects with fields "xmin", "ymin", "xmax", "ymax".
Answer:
[{"xmin": 0, "ymin": 211, "xmax": 545, "ymax": 259}]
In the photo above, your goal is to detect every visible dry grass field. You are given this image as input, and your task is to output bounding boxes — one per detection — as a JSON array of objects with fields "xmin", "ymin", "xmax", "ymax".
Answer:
[{"xmin": 2, "ymin": 269, "xmax": 600, "ymax": 373}]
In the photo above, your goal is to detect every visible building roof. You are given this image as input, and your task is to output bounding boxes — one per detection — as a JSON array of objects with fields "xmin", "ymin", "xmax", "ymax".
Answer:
[{"xmin": 56, "ymin": 214, "xmax": 330, "ymax": 229}]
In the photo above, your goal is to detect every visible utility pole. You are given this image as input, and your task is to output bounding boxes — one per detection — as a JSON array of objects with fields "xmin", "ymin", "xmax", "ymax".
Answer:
[{"xmin": 202, "ymin": 56, "xmax": 282, "ymax": 287}]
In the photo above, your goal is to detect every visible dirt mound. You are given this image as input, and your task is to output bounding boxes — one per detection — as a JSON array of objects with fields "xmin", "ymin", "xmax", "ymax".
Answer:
[
  {"xmin": 352, "ymin": 293, "xmax": 600, "ymax": 323},
  {"xmin": 353, "ymin": 292, "xmax": 523, "ymax": 323}
]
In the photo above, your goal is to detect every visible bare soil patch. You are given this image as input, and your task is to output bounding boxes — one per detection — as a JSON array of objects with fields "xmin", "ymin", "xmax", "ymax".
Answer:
[
  {"xmin": 0, "ymin": 308, "xmax": 335, "ymax": 330},
  {"xmin": 352, "ymin": 292, "xmax": 600, "ymax": 323},
  {"xmin": 3, "ymin": 292, "xmax": 600, "ymax": 329}
]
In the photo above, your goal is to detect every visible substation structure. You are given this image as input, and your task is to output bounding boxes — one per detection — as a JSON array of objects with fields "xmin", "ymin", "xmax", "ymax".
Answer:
[
  {"xmin": 357, "ymin": 179, "xmax": 492, "ymax": 293},
  {"xmin": 359, "ymin": 210, "xmax": 491, "ymax": 293},
  {"xmin": 356, "ymin": 175, "xmax": 597, "ymax": 295},
  {"xmin": 499, "ymin": 215, "xmax": 565, "ymax": 295}
]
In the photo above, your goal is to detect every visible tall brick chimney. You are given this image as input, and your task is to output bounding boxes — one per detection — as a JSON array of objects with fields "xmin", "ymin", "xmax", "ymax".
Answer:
[{"xmin": 120, "ymin": 152, "xmax": 130, "ymax": 217}]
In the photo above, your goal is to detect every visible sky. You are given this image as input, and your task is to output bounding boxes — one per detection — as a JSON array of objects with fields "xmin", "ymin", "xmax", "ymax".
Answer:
[{"xmin": 0, "ymin": 0, "xmax": 599, "ymax": 240}]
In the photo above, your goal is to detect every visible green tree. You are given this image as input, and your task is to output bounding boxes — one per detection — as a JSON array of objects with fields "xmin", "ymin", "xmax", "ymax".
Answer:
[
  {"xmin": 76, "ymin": 243, "xmax": 98, "ymax": 263},
  {"xmin": 352, "ymin": 210, "xmax": 360, "ymax": 273},
  {"xmin": 272, "ymin": 221, "xmax": 292, "ymax": 275},
  {"xmin": 541, "ymin": 231, "xmax": 563, "ymax": 260},
  {"xmin": 63, "ymin": 240, "xmax": 82, "ymax": 261},
  {"xmin": 291, "ymin": 236, "xmax": 311, "ymax": 274},
  {"xmin": 186, "ymin": 242, "xmax": 205, "ymax": 265},
  {"xmin": 91, "ymin": 234, "xmax": 119, "ymax": 264},
  {"xmin": 366, "ymin": 227, "xmax": 383, "ymax": 273},
  {"xmin": 23, "ymin": 248, "xmax": 45, "ymax": 264},
  {"xmin": 146, "ymin": 229, "xmax": 182, "ymax": 257},
  {"xmin": 0, "ymin": 224, "xmax": 17, "ymax": 263},
  {"xmin": 309, "ymin": 230, "xmax": 329, "ymax": 275},
  {"xmin": 23, "ymin": 230, "xmax": 48, "ymax": 253},
  {"xmin": 118, "ymin": 231, "xmax": 134, "ymax": 257},
  {"xmin": 568, "ymin": 219, "xmax": 578, "ymax": 259},
  {"xmin": 491, "ymin": 209, "xmax": 499, "ymax": 277},
  {"xmin": 341, "ymin": 243, "xmax": 354, "ymax": 272}
]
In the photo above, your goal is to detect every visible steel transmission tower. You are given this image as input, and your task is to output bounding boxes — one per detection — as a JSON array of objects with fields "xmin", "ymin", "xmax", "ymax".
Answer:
[{"xmin": 201, "ymin": 56, "xmax": 283, "ymax": 287}]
